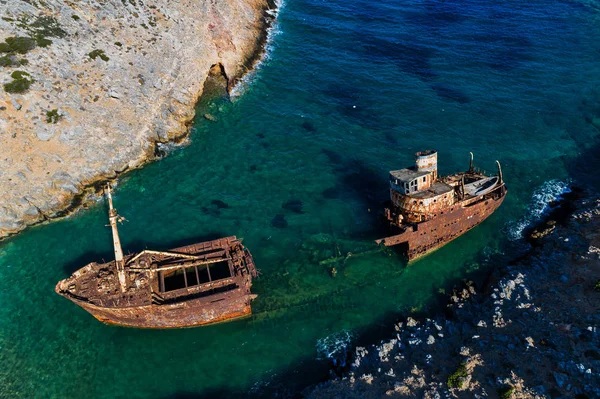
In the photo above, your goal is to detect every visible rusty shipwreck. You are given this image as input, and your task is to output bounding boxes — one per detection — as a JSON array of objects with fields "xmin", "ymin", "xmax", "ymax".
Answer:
[
  {"xmin": 377, "ymin": 150, "xmax": 507, "ymax": 261},
  {"xmin": 55, "ymin": 185, "xmax": 258, "ymax": 328}
]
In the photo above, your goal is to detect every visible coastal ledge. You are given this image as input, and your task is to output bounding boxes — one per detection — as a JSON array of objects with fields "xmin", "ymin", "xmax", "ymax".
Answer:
[
  {"xmin": 0, "ymin": 0, "xmax": 276, "ymax": 239},
  {"xmin": 306, "ymin": 191, "xmax": 600, "ymax": 399}
]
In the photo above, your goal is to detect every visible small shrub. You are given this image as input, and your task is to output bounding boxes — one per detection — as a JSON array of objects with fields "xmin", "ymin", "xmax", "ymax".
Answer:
[
  {"xmin": 3, "ymin": 70, "xmax": 35, "ymax": 93},
  {"xmin": 0, "ymin": 55, "xmax": 28, "ymax": 67},
  {"xmin": 72, "ymin": 15, "xmax": 80, "ymax": 21},
  {"xmin": 447, "ymin": 362, "xmax": 468, "ymax": 389},
  {"xmin": 88, "ymin": 49, "xmax": 109, "ymax": 61},
  {"xmin": 498, "ymin": 386, "xmax": 515, "ymax": 399},
  {"xmin": 594, "ymin": 280, "xmax": 600, "ymax": 292},
  {"xmin": 0, "ymin": 56, "xmax": 11, "ymax": 67},
  {"xmin": 46, "ymin": 109, "xmax": 61, "ymax": 123},
  {"xmin": 29, "ymin": 16, "xmax": 67, "ymax": 38},
  {"xmin": 34, "ymin": 36, "xmax": 52, "ymax": 48},
  {"xmin": 0, "ymin": 37, "xmax": 37, "ymax": 54},
  {"xmin": 114, "ymin": 41, "xmax": 123, "ymax": 47}
]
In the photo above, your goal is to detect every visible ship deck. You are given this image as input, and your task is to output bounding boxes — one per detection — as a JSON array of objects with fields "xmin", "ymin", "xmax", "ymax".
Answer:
[{"xmin": 56, "ymin": 236, "xmax": 255, "ymax": 309}]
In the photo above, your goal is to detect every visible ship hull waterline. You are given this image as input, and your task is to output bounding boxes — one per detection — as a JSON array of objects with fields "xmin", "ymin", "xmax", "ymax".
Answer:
[
  {"xmin": 57, "ymin": 287, "xmax": 256, "ymax": 329},
  {"xmin": 377, "ymin": 189, "xmax": 506, "ymax": 263}
]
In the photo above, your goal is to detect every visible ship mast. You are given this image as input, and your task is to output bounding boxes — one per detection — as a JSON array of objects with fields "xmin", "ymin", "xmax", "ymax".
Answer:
[
  {"xmin": 106, "ymin": 184, "xmax": 127, "ymax": 292},
  {"xmin": 469, "ymin": 152, "xmax": 474, "ymax": 172},
  {"xmin": 496, "ymin": 160, "xmax": 503, "ymax": 184}
]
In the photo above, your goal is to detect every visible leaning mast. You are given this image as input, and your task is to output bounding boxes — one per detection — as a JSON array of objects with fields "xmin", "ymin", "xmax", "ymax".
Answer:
[{"xmin": 106, "ymin": 184, "xmax": 127, "ymax": 292}]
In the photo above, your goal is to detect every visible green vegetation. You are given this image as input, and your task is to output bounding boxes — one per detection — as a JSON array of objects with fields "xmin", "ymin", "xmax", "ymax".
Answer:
[
  {"xmin": 88, "ymin": 49, "xmax": 109, "ymax": 61},
  {"xmin": 13, "ymin": 15, "xmax": 68, "ymax": 48},
  {"xmin": 0, "ymin": 55, "xmax": 29, "ymax": 67},
  {"xmin": 594, "ymin": 279, "xmax": 600, "ymax": 292},
  {"xmin": 71, "ymin": 15, "xmax": 80, "ymax": 21},
  {"xmin": 0, "ymin": 37, "xmax": 37, "ymax": 54},
  {"xmin": 115, "ymin": 41, "xmax": 123, "ymax": 47},
  {"xmin": 498, "ymin": 386, "xmax": 515, "ymax": 399},
  {"xmin": 28, "ymin": 15, "xmax": 67, "ymax": 39},
  {"xmin": 447, "ymin": 362, "xmax": 468, "ymax": 389},
  {"xmin": 3, "ymin": 70, "xmax": 35, "ymax": 93},
  {"xmin": 45, "ymin": 109, "xmax": 61, "ymax": 123}
]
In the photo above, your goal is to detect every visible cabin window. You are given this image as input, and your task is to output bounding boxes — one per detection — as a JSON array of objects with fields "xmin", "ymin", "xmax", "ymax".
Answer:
[{"xmin": 423, "ymin": 177, "xmax": 426, "ymax": 182}]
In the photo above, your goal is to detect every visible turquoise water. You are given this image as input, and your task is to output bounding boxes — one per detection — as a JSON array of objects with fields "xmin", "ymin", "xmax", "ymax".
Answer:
[{"xmin": 2, "ymin": 0, "xmax": 600, "ymax": 397}]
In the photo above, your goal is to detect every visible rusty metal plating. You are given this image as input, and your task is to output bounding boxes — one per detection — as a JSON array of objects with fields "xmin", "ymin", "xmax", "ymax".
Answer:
[
  {"xmin": 55, "ymin": 188, "xmax": 257, "ymax": 328},
  {"xmin": 377, "ymin": 151, "xmax": 507, "ymax": 261}
]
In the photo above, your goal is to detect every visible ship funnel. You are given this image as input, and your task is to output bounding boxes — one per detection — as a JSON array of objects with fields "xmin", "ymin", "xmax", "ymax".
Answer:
[
  {"xmin": 496, "ymin": 160, "xmax": 503, "ymax": 184},
  {"xmin": 415, "ymin": 150, "xmax": 437, "ymax": 180}
]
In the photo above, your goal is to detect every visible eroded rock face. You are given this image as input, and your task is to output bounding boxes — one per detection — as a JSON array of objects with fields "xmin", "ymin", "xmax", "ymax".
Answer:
[{"xmin": 0, "ymin": 0, "xmax": 274, "ymax": 238}]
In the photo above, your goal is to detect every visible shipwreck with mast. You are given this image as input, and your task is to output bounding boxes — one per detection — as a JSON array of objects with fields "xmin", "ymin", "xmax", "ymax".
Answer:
[
  {"xmin": 55, "ymin": 185, "xmax": 258, "ymax": 328},
  {"xmin": 377, "ymin": 150, "xmax": 507, "ymax": 261}
]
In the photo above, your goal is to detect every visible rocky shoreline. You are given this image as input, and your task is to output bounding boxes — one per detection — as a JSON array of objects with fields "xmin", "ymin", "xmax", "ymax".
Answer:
[
  {"xmin": 306, "ymin": 190, "xmax": 600, "ymax": 399},
  {"xmin": 0, "ymin": 0, "xmax": 276, "ymax": 239}
]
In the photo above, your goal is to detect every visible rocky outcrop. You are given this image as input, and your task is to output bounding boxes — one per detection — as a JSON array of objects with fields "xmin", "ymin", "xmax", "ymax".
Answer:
[
  {"xmin": 0, "ymin": 0, "xmax": 275, "ymax": 238},
  {"xmin": 307, "ymin": 195, "xmax": 600, "ymax": 399}
]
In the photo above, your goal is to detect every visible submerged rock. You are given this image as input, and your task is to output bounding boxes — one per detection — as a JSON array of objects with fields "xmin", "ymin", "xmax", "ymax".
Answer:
[
  {"xmin": 282, "ymin": 199, "xmax": 304, "ymax": 214},
  {"xmin": 271, "ymin": 214, "xmax": 288, "ymax": 228}
]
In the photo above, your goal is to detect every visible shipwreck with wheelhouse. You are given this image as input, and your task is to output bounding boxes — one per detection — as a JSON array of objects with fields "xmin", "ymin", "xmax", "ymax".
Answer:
[{"xmin": 377, "ymin": 150, "xmax": 507, "ymax": 261}]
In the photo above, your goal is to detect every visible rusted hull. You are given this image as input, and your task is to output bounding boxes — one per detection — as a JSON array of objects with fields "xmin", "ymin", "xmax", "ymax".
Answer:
[
  {"xmin": 64, "ymin": 288, "xmax": 254, "ymax": 329},
  {"xmin": 377, "ymin": 193, "xmax": 505, "ymax": 262}
]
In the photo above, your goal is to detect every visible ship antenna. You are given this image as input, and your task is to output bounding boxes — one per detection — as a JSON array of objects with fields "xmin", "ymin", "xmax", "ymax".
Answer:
[
  {"xmin": 469, "ymin": 152, "xmax": 474, "ymax": 172},
  {"xmin": 496, "ymin": 160, "xmax": 503, "ymax": 184},
  {"xmin": 106, "ymin": 184, "xmax": 127, "ymax": 292}
]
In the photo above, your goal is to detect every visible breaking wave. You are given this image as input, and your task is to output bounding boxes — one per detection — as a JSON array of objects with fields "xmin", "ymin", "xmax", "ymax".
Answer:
[
  {"xmin": 316, "ymin": 330, "xmax": 354, "ymax": 367},
  {"xmin": 506, "ymin": 179, "xmax": 571, "ymax": 241},
  {"xmin": 230, "ymin": 0, "xmax": 284, "ymax": 99}
]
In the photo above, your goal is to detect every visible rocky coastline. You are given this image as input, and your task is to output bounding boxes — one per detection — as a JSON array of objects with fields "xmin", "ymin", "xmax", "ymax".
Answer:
[
  {"xmin": 0, "ymin": 0, "xmax": 276, "ymax": 239},
  {"xmin": 306, "ymin": 190, "xmax": 600, "ymax": 399}
]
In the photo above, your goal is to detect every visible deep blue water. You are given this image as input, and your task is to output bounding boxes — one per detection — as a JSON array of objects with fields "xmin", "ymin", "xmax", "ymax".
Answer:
[{"xmin": 1, "ymin": 0, "xmax": 599, "ymax": 397}]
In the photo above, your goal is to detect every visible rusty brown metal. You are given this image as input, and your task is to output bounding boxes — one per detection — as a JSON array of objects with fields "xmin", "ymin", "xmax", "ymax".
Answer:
[
  {"xmin": 55, "ymin": 189, "xmax": 258, "ymax": 328},
  {"xmin": 377, "ymin": 151, "xmax": 507, "ymax": 261}
]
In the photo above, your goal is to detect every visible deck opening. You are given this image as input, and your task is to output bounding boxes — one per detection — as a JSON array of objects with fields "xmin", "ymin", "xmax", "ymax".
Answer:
[
  {"xmin": 210, "ymin": 260, "xmax": 232, "ymax": 281},
  {"xmin": 163, "ymin": 268, "xmax": 187, "ymax": 292}
]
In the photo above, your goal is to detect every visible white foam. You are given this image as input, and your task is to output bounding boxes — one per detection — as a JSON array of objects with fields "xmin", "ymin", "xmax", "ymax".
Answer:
[
  {"xmin": 506, "ymin": 179, "xmax": 571, "ymax": 241},
  {"xmin": 316, "ymin": 330, "xmax": 354, "ymax": 366},
  {"xmin": 230, "ymin": 0, "xmax": 285, "ymax": 99}
]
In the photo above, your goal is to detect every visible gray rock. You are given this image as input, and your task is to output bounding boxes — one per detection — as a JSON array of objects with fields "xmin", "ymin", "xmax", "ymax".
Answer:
[
  {"xmin": 553, "ymin": 372, "xmax": 568, "ymax": 388},
  {"xmin": 36, "ymin": 130, "xmax": 55, "ymax": 141}
]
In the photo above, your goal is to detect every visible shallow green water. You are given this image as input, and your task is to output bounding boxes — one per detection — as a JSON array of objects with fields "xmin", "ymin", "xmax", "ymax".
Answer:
[{"xmin": 2, "ymin": 0, "xmax": 600, "ymax": 397}]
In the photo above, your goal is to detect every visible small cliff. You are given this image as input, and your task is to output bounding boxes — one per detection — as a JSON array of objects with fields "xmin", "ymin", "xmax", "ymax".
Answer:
[{"xmin": 0, "ymin": 0, "xmax": 274, "ymax": 238}]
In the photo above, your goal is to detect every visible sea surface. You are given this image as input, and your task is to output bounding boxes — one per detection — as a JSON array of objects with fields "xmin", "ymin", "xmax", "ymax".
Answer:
[{"xmin": 2, "ymin": 0, "xmax": 600, "ymax": 397}]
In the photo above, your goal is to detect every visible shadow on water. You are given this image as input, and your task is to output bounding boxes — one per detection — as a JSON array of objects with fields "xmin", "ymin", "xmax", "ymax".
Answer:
[
  {"xmin": 356, "ymin": 32, "xmax": 437, "ymax": 81},
  {"xmin": 431, "ymin": 83, "xmax": 470, "ymax": 104},
  {"xmin": 403, "ymin": 0, "xmax": 468, "ymax": 29},
  {"xmin": 320, "ymin": 149, "xmax": 388, "ymax": 212},
  {"xmin": 471, "ymin": 33, "xmax": 534, "ymax": 71}
]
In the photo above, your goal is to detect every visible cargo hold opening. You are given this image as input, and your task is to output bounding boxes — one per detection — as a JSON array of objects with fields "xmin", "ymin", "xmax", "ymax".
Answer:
[{"xmin": 160, "ymin": 260, "xmax": 233, "ymax": 293}]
